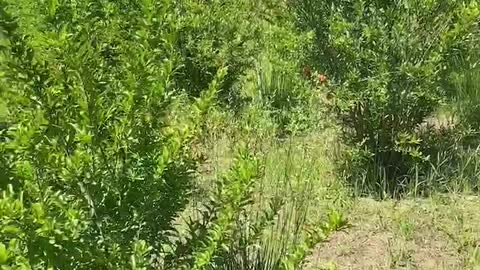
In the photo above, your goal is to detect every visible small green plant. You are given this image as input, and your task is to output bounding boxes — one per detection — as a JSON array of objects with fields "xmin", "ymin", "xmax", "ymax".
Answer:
[
  {"xmin": 322, "ymin": 209, "xmax": 349, "ymax": 234},
  {"xmin": 398, "ymin": 220, "xmax": 415, "ymax": 241},
  {"xmin": 316, "ymin": 262, "xmax": 339, "ymax": 270}
]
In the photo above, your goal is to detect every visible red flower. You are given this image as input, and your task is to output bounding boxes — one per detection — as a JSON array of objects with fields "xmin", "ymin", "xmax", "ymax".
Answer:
[{"xmin": 318, "ymin": 74, "xmax": 327, "ymax": 84}]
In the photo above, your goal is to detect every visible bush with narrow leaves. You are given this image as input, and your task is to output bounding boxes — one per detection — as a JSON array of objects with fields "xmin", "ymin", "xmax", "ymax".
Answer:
[{"xmin": 292, "ymin": 0, "xmax": 480, "ymax": 195}]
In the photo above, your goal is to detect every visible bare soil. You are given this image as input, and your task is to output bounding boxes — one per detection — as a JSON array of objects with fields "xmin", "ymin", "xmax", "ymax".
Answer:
[{"xmin": 305, "ymin": 196, "xmax": 480, "ymax": 270}]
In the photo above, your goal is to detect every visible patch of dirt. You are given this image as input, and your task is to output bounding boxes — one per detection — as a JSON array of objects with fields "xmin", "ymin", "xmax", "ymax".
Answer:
[
  {"xmin": 304, "ymin": 198, "xmax": 475, "ymax": 270},
  {"xmin": 305, "ymin": 229, "xmax": 392, "ymax": 269},
  {"xmin": 413, "ymin": 240, "xmax": 460, "ymax": 269}
]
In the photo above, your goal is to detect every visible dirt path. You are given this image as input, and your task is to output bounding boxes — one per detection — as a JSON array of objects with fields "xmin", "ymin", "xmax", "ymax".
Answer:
[{"xmin": 305, "ymin": 196, "xmax": 480, "ymax": 270}]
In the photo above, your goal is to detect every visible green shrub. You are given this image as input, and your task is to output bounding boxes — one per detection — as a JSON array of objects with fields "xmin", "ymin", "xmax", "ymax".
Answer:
[
  {"xmin": 240, "ymin": 56, "xmax": 315, "ymax": 135},
  {"xmin": 174, "ymin": 0, "xmax": 312, "ymax": 111},
  {"xmin": 0, "ymin": 0, "xmax": 227, "ymax": 268},
  {"xmin": 449, "ymin": 38, "xmax": 480, "ymax": 132},
  {"xmin": 292, "ymin": 0, "xmax": 480, "ymax": 195},
  {"xmin": 0, "ymin": 0, "xmax": 329, "ymax": 269}
]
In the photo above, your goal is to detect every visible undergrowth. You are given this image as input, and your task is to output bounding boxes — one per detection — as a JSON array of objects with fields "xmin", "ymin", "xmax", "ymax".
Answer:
[{"xmin": 1, "ymin": 0, "xmax": 480, "ymax": 269}]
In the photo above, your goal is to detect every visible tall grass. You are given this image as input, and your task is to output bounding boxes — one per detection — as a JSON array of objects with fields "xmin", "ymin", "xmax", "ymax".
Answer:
[{"xmin": 190, "ymin": 108, "xmax": 348, "ymax": 270}]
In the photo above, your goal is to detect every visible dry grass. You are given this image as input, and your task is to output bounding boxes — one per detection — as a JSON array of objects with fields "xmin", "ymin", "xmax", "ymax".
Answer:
[{"xmin": 305, "ymin": 196, "xmax": 480, "ymax": 270}]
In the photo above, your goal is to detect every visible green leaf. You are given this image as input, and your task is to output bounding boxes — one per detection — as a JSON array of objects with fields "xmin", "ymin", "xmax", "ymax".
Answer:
[
  {"xmin": 0, "ymin": 243, "xmax": 9, "ymax": 264},
  {"xmin": 2, "ymin": 225, "xmax": 21, "ymax": 235},
  {"xmin": 48, "ymin": 0, "xmax": 58, "ymax": 17}
]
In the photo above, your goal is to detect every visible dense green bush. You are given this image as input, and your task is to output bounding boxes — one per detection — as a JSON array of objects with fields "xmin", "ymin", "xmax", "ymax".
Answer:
[
  {"xmin": 421, "ymin": 37, "xmax": 480, "ymax": 194},
  {"xmin": 173, "ymin": 0, "xmax": 311, "ymax": 108},
  {"xmin": 448, "ymin": 43, "xmax": 480, "ymax": 133},
  {"xmin": 240, "ymin": 56, "xmax": 315, "ymax": 135},
  {"xmin": 170, "ymin": 0, "xmax": 315, "ymax": 133},
  {"xmin": 0, "ymin": 0, "xmax": 332, "ymax": 269},
  {"xmin": 0, "ymin": 0, "xmax": 226, "ymax": 267},
  {"xmin": 292, "ymin": 0, "xmax": 480, "ymax": 195}
]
